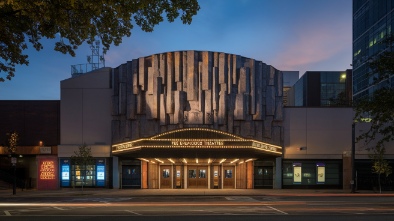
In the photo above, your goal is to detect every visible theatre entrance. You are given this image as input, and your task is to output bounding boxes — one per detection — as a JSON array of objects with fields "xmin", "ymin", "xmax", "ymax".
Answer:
[
  {"xmin": 121, "ymin": 165, "xmax": 141, "ymax": 189},
  {"xmin": 223, "ymin": 166, "xmax": 235, "ymax": 189},
  {"xmin": 187, "ymin": 166, "xmax": 208, "ymax": 188},
  {"xmin": 254, "ymin": 163, "xmax": 274, "ymax": 189},
  {"xmin": 112, "ymin": 128, "xmax": 283, "ymax": 190},
  {"xmin": 160, "ymin": 165, "xmax": 172, "ymax": 189}
]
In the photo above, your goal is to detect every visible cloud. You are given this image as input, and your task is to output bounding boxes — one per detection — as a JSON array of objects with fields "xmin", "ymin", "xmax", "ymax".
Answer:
[{"xmin": 272, "ymin": 21, "xmax": 351, "ymax": 73}]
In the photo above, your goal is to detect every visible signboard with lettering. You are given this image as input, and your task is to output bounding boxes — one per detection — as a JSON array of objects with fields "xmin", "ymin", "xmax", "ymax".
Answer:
[
  {"xmin": 37, "ymin": 156, "xmax": 58, "ymax": 190},
  {"xmin": 40, "ymin": 146, "xmax": 52, "ymax": 154}
]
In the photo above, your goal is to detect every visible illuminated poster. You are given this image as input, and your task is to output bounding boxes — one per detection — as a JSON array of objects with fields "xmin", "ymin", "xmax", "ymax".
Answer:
[
  {"xmin": 60, "ymin": 159, "xmax": 70, "ymax": 187},
  {"xmin": 97, "ymin": 166, "xmax": 105, "ymax": 180},
  {"xmin": 317, "ymin": 163, "xmax": 325, "ymax": 184},
  {"xmin": 96, "ymin": 159, "xmax": 105, "ymax": 187},
  {"xmin": 62, "ymin": 165, "xmax": 69, "ymax": 180},
  {"xmin": 293, "ymin": 163, "xmax": 302, "ymax": 184}
]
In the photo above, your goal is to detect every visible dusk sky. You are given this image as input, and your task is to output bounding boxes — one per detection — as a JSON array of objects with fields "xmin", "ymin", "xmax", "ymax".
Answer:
[{"xmin": 0, "ymin": 0, "xmax": 352, "ymax": 100}]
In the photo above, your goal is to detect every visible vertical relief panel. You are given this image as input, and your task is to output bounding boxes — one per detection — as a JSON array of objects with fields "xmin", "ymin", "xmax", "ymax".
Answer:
[
  {"xmin": 111, "ymin": 120, "xmax": 120, "ymax": 143},
  {"xmin": 227, "ymin": 92, "xmax": 235, "ymax": 133},
  {"xmin": 276, "ymin": 70, "xmax": 283, "ymax": 96},
  {"xmin": 212, "ymin": 67, "xmax": 219, "ymax": 111},
  {"xmin": 182, "ymin": 51, "xmax": 188, "ymax": 91},
  {"xmin": 152, "ymin": 77, "xmax": 162, "ymax": 119},
  {"xmin": 119, "ymin": 63, "xmax": 127, "ymax": 83},
  {"xmin": 112, "ymin": 68, "xmax": 119, "ymax": 96},
  {"xmin": 119, "ymin": 82, "xmax": 127, "ymax": 115},
  {"xmin": 174, "ymin": 91, "xmax": 185, "ymax": 124},
  {"xmin": 248, "ymin": 59, "xmax": 256, "ymax": 115},
  {"xmin": 232, "ymin": 55, "xmax": 241, "ymax": 87},
  {"xmin": 198, "ymin": 61, "xmax": 204, "ymax": 112},
  {"xmin": 148, "ymin": 55, "xmax": 159, "ymax": 95},
  {"xmin": 218, "ymin": 84, "xmax": 227, "ymax": 125},
  {"xmin": 238, "ymin": 67, "xmax": 250, "ymax": 94},
  {"xmin": 160, "ymin": 94, "xmax": 167, "ymax": 125},
  {"xmin": 218, "ymin": 53, "xmax": 228, "ymax": 84},
  {"xmin": 227, "ymin": 54, "xmax": 233, "ymax": 94},
  {"xmin": 234, "ymin": 94, "xmax": 246, "ymax": 120},
  {"xmin": 174, "ymin": 51, "xmax": 182, "ymax": 83},
  {"xmin": 137, "ymin": 91, "xmax": 145, "ymax": 114},
  {"xmin": 202, "ymin": 51, "xmax": 213, "ymax": 91},
  {"xmin": 263, "ymin": 116, "xmax": 273, "ymax": 139},
  {"xmin": 138, "ymin": 57, "xmax": 147, "ymax": 91},
  {"xmin": 166, "ymin": 52, "xmax": 175, "ymax": 113},
  {"xmin": 253, "ymin": 61, "xmax": 264, "ymax": 120},
  {"xmin": 126, "ymin": 61, "xmax": 136, "ymax": 119},
  {"xmin": 204, "ymin": 90, "xmax": 212, "ymax": 124},
  {"xmin": 268, "ymin": 65, "xmax": 275, "ymax": 86},
  {"xmin": 187, "ymin": 51, "xmax": 198, "ymax": 101},
  {"xmin": 266, "ymin": 86, "xmax": 275, "ymax": 116},
  {"xmin": 160, "ymin": 53, "xmax": 167, "ymax": 80}
]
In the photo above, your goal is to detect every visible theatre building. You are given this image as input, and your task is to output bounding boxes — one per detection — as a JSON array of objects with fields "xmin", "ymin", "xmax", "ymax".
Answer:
[{"xmin": 59, "ymin": 50, "xmax": 284, "ymax": 189}]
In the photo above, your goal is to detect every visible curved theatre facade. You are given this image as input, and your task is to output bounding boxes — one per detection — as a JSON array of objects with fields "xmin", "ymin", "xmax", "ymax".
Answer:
[{"xmin": 112, "ymin": 50, "xmax": 284, "ymax": 189}]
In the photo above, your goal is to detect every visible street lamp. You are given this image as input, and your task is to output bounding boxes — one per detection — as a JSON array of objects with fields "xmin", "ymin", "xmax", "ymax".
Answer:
[{"xmin": 11, "ymin": 155, "xmax": 16, "ymax": 195}]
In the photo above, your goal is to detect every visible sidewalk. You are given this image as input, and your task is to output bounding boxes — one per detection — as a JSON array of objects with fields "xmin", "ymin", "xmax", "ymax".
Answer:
[{"xmin": 0, "ymin": 188, "xmax": 393, "ymax": 197}]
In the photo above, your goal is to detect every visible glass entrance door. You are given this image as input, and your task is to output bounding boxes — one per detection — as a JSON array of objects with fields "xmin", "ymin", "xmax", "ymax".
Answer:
[
  {"xmin": 254, "ymin": 166, "xmax": 273, "ymax": 188},
  {"xmin": 187, "ymin": 166, "xmax": 208, "ymax": 188},
  {"xmin": 122, "ymin": 165, "xmax": 141, "ymax": 189}
]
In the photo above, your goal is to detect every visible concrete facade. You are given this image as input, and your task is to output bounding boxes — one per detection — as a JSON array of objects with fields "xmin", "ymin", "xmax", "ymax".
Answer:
[
  {"xmin": 112, "ymin": 51, "xmax": 284, "ymax": 146},
  {"xmin": 58, "ymin": 67, "xmax": 112, "ymax": 157}
]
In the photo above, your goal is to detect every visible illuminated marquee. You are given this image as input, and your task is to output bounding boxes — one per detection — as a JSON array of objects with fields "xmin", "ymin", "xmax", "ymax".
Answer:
[
  {"xmin": 112, "ymin": 128, "xmax": 282, "ymax": 156},
  {"xmin": 40, "ymin": 160, "xmax": 55, "ymax": 180}
]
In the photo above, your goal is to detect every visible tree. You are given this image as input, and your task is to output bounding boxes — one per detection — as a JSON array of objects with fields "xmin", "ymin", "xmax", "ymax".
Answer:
[
  {"xmin": 71, "ymin": 143, "xmax": 94, "ymax": 191},
  {"xmin": 5, "ymin": 132, "xmax": 19, "ymax": 154},
  {"xmin": 370, "ymin": 146, "xmax": 392, "ymax": 193},
  {"xmin": 0, "ymin": 0, "xmax": 200, "ymax": 82},
  {"xmin": 354, "ymin": 88, "xmax": 394, "ymax": 150}
]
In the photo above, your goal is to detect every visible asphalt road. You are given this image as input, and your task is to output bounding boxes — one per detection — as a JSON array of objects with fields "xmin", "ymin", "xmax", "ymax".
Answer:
[{"xmin": 1, "ymin": 195, "xmax": 393, "ymax": 220}]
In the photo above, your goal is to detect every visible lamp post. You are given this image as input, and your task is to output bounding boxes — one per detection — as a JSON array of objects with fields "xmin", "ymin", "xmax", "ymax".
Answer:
[
  {"xmin": 11, "ymin": 155, "xmax": 16, "ymax": 195},
  {"xmin": 351, "ymin": 122, "xmax": 356, "ymax": 193}
]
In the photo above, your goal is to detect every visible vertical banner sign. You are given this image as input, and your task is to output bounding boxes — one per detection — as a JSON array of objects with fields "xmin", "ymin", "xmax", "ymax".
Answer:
[
  {"xmin": 293, "ymin": 163, "xmax": 302, "ymax": 184},
  {"xmin": 316, "ymin": 163, "xmax": 325, "ymax": 184},
  {"xmin": 61, "ymin": 159, "xmax": 70, "ymax": 187},
  {"xmin": 96, "ymin": 159, "xmax": 105, "ymax": 187}
]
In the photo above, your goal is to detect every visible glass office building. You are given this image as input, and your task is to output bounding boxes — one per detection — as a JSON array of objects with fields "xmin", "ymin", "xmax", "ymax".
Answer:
[
  {"xmin": 287, "ymin": 71, "xmax": 352, "ymax": 107},
  {"xmin": 353, "ymin": 0, "xmax": 394, "ymax": 101}
]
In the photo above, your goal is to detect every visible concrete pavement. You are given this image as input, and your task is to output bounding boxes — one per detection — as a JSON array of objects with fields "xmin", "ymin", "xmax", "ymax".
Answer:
[{"xmin": 0, "ymin": 188, "xmax": 393, "ymax": 197}]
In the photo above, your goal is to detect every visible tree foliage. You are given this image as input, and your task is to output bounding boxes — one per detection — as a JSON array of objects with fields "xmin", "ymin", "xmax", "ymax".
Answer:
[
  {"xmin": 0, "ymin": 0, "xmax": 200, "ymax": 82},
  {"xmin": 5, "ymin": 132, "xmax": 19, "ymax": 154},
  {"xmin": 354, "ymin": 88, "xmax": 394, "ymax": 150},
  {"xmin": 370, "ymin": 146, "xmax": 392, "ymax": 193},
  {"xmin": 71, "ymin": 143, "xmax": 94, "ymax": 190}
]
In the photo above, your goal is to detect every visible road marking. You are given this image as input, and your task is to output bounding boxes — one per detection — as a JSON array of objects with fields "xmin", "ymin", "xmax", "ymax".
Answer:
[
  {"xmin": 53, "ymin": 207, "xmax": 67, "ymax": 210},
  {"xmin": 4, "ymin": 210, "xmax": 11, "ymax": 216},
  {"xmin": 266, "ymin": 206, "xmax": 288, "ymax": 215},
  {"xmin": 124, "ymin": 210, "xmax": 142, "ymax": 215}
]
